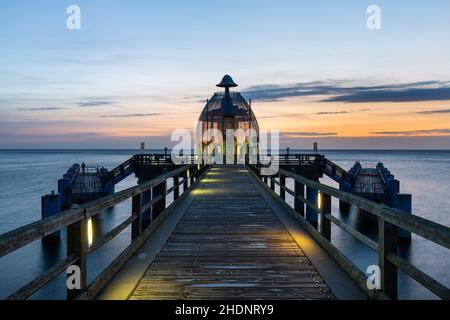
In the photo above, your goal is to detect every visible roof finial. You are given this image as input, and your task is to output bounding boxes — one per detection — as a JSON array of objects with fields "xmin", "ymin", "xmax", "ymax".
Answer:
[{"xmin": 217, "ymin": 75, "xmax": 238, "ymax": 91}]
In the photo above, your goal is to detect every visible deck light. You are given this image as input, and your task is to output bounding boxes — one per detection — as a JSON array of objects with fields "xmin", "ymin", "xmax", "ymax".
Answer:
[
  {"xmin": 318, "ymin": 192, "xmax": 322, "ymax": 210},
  {"xmin": 87, "ymin": 218, "xmax": 93, "ymax": 247}
]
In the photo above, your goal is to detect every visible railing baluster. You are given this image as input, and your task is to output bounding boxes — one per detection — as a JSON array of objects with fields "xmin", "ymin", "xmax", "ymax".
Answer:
[
  {"xmin": 152, "ymin": 180, "xmax": 167, "ymax": 219},
  {"xmin": 183, "ymin": 169, "xmax": 189, "ymax": 191},
  {"xmin": 189, "ymin": 167, "xmax": 195, "ymax": 185},
  {"xmin": 379, "ymin": 218, "xmax": 398, "ymax": 300},
  {"xmin": 270, "ymin": 176, "xmax": 275, "ymax": 191},
  {"xmin": 131, "ymin": 193, "xmax": 142, "ymax": 240},
  {"xmin": 173, "ymin": 175, "xmax": 180, "ymax": 200},
  {"xmin": 306, "ymin": 186, "xmax": 319, "ymax": 228},
  {"xmin": 320, "ymin": 193, "xmax": 331, "ymax": 241},
  {"xmin": 294, "ymin": 181, "xmax": 305, "ymax": 216},
  {"xmin": 279, "ymin": 174, "xmax": 286, "ymax": 200},
  {"xmin": 67, "ymin": 218, "xmax": 88, "ymax": 300}
]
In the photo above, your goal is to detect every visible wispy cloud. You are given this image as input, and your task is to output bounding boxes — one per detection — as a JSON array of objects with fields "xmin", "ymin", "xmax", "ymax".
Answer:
[
  {"xmin": 258, "ymin": 113, "xmax": 306, "ymax": 119},
  {"xmin": 77, "ymin": 100, "xmax": 114, "ymax": 107},
  {"xmin": 315, "ymin": 111, "xmax": 348, "ymax": 115},
  {"xmin": 281, "ymin": 131, "xmax": 338, "ymax": 137},
  {"xmin": 417, "ymin": 108, "xmax": 450, "ymax": 115},
  {"xmin": 100, "ymin": 113, "xmax": 162, "ymax": 118},
  {"xmin": 242, "ymin": 80, "xmax": 450, "ymax": 103},
  {"xmin": 324, "ymin": 87, "xmax": 450, "ymax": 103},
  {"xmin": 259, "ymin": 108, "xmax": 371, "ymax": 119},
  {"xmin": 17, "ymin": 107, "xmax": 69, "ymax": 111},
  {"xmin": 371, "ymin": 129, "xmax": 450, "ymax": 136}
]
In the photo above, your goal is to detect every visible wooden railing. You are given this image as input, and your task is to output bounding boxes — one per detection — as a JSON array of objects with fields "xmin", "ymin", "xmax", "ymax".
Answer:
[
  {"xmin": 248, "ymin": 165, "xmax": 450, "ymax": 300},
  {"xmin": 0, "ymin": 163, "xmax": 208, "ymax": 300}
]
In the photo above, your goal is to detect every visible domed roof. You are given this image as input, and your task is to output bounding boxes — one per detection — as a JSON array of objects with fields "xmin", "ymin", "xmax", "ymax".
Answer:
[
  {"xmin": 198, "ymin": 75, "xmax": 259, "ymax": 134},
  {"xmin": 199, "ymin": 92, "xmax": 255, "ymax": 120},
  {"xmin": 217, "ymin": 75, "xmax": 238, "ymax": 88}
]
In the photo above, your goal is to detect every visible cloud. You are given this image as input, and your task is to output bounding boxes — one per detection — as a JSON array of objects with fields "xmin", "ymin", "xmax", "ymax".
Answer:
[
  {"xmin": 100, "ymin": 113, "xmax": 162, "ymax": 118},
  {"xmin": 315, "ymin": 111, "xmax": 349, "ymax": 115},
  {"xmin": 281, "ymin": 131, "xmax": 338, "ymax": 137},
  {"xmin": 17, "ymin": 107, "xmax": 69, "ymax": 111},
  {"xmin": 77, "ymin": 100, "xmax": 114, "ymax": 107},
  {"xmin": 323, "ymin": 87, "xmax": 450, "ymax": 103},
  {"xmin": 259, "ymin": 108, "xmax": 370, "ymax": 119},
  {"xmin": 417, "ymin": 108, "xmax": 450, "ymax": 115},
  {"xmin": 371, "ymin": 129, "xmax": 450, "ymax": 136},
  {"xmin": 241, "ymin": 80, "xmax": 450, "ymax": 103},
  {"xmin": 258, "ymin": 113, "xmax": 306, "ymax": 119}
]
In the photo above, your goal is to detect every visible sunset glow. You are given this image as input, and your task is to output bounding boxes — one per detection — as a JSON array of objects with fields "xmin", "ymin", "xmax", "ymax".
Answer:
[{"xmin": 1, "ymin": 1, "xmax": 450, "ymax": 149}]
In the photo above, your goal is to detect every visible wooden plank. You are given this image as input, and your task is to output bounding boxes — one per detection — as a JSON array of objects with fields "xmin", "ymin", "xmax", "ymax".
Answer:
[{"xmin": 129, "ymin": 166, "xmax": 335, "ymax": 300}]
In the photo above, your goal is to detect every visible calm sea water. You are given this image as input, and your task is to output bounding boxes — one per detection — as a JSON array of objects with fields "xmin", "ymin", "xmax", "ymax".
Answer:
[{"xmin": 0, "ymin": 149, "xmax": 449, "ymax": 299}]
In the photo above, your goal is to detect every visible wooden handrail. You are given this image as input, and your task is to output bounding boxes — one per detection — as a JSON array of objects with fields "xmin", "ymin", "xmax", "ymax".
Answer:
[
  {"xmin": 248, "ymin": 164, "xmax": 450, "ymax": 300},
  {"xmin": 0, "ymin": 165, "xmax": 193, "ymax": 257},
  {"xmin": 278, "ymin": 168, "xmax": 450, "ymax": 250},
  {"xmin": 0, "ymin": 163, "xmax": 209, "ymax": 300}
]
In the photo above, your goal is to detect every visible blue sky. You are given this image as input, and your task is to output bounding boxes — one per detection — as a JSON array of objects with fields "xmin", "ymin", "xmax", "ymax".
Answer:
[{"xmin": 1, "ymin": 1, "xmax": 450, "ymax": 148}]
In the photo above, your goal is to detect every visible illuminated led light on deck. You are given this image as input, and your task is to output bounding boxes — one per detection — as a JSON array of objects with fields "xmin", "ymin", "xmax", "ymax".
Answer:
[
  {"xmin": 87, "ymin": 218, "xmax": 93, "ymax": 247},
  {"xmin": 318, "ymin": 192, "xmax": 322, "ymax": 210}
]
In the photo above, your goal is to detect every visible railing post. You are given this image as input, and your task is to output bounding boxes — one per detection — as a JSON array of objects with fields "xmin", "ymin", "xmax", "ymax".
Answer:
[
  {"xmin": 294, "ymin": 181, "xmax": 305, "ymax": 216},
  {"xmin": 173, "ymin": 175, "xmax": 180, "ymax": 200},
  {"xmin": 183, "ymin": 169, "xmax": 189, "ymax": 191},
  {"xmin": 152, "ymin": 180, "xmax": 167, "ymax": 220},
  {"xmin": 270, "ymin": 176, "xmax": 275, "ymax": 191},
  {"xmin": 320, "ymin": 193, "xmax": 331, "ymax": 241},
  {"xmin": 378, "ymin": 218, "xmax": 398, "ymax": 300},
  {"xmin": 189, "ymin": 166, "xmax": 195, "ymax": 185},
  {"xmin": 279, "ymin": 174, "xmax": 286, "ymax": 200},
  {"xmin": 306, "ymin": 186, "xmax": 319, "ymax": 228},
  {"xmin": 132, "ymin": 193, "xmax": 142, "ymax": 240},
  {"xmin": 67, "ymin": 218, "xmax": 88, "ymax": 300}
]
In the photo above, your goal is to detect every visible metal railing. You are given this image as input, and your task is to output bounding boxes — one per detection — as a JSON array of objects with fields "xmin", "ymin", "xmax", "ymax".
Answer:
[
  {"xmin": 248, "ymin": 164, "xmax": 450, "ymax": 300},
  {"xmin": 0, "ymin": 163, "xmax": 209, "ymax": 300}
]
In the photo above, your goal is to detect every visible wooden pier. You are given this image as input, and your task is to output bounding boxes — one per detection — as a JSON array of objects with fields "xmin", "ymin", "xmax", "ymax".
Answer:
[
  {"xmin": 1, "ymin": 159, "xmax": 450, "ymax": 300},
  {"xmin": 130, "ymin": 167, "xmax": 334, "ymax": 300}
]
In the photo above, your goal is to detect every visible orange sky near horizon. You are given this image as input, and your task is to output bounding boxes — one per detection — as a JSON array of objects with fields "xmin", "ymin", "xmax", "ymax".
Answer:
[{"xmin": 11, "ymin": 95, "xmax": 450, "ymax": 139}]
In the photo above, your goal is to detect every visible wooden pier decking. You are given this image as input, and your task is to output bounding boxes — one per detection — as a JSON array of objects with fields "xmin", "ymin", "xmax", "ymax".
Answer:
[
  {"xmin": 4, "ymin": 158, "xmax": 449, "ymax": 300},
  {"xmin": 72, "ymin": 170, "xmax": 103, "ymax": 203},
  {"xmin": 129, "ymin": 167, "xmax": 335, "ymax": 300}
]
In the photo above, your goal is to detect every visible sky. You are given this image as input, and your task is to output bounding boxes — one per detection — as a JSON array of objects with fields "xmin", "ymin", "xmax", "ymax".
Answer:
[{"xmin": 1, "ymin": 0, "xmax": 450, "ymax": 149}]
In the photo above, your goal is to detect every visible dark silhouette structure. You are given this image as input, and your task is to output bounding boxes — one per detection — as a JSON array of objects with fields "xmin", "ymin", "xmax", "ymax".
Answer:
[{"xmin": 198, "ymin": 75, "xmax": 259, "ymax": 160}]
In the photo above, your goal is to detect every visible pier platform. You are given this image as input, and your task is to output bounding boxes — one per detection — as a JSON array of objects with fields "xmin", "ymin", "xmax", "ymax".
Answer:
[{"xmin": 98, "ymin": 166, "xmax": 364, "ymax": 300}]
